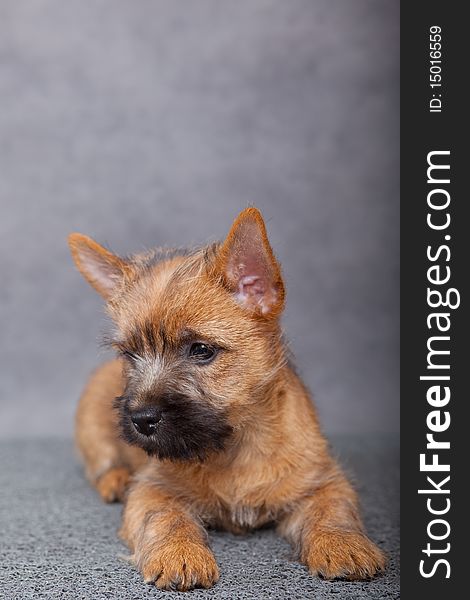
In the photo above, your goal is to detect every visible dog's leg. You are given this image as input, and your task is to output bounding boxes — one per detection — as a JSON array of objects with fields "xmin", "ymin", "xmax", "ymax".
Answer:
[
  {"xmin": 75, "ymin": 359, "xmax": 146, "ymax": 502},
  {"xmin": 278, "ymin": 472, "xmax": 386, "ymax": 580},
  {"xmin": 120, "ymin": 479, "xmax": 219, "ymax": 591}
]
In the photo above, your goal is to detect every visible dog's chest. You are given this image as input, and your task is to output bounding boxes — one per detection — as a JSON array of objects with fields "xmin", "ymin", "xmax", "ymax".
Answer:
[
  {"xmin": 159, "ymin": 457, "xmax": 297, "ymax": 531},
  {"xmin": 219, "ymin": 499, "xmax": 273, "ymax": 531},
  {"xmin": 199, "ymin": 471, "xmax": 289, "ymax": 532}
]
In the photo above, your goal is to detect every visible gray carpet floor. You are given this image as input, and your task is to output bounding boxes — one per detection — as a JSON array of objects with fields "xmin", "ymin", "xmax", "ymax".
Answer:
[{"xmin": 0, "ymin": 436, "xmax": 399, "ymax": 599}]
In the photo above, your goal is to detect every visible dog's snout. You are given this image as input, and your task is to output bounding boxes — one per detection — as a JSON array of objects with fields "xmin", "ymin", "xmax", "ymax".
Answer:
[{"xmin": 131, "ymin": 408, "xmax": 162, "ymax": 437}]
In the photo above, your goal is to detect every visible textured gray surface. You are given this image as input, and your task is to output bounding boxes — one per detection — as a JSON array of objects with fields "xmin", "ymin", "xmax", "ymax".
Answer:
[
  {"xmin": 0, "ymin": 435, "xmax": 399, "ymax": 599},
  {"xmin": 0, "ymin": 1, "xmax": 399, "ymax": 438}
]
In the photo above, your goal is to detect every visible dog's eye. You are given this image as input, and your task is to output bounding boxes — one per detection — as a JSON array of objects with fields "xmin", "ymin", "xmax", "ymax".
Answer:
[{"xmin": 188, "ymin": 343, "xmax": 216, "ymax": 363}]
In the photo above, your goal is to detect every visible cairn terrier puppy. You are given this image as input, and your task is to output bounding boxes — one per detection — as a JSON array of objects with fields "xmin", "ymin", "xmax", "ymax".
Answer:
[{"xmin": 69, "ymin": 207, "xmax": 385, "ymax": 591}]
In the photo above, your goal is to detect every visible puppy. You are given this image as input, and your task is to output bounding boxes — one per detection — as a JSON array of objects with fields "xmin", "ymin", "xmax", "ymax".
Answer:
[{"xmin": 69, "ymin": 207, "xmax": 385, "ymax": 591}]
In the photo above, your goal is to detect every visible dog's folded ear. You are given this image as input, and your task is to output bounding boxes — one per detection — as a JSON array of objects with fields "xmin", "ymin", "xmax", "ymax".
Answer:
[
  {"xmin": 68, "ymin": 233, "xmax": 131, "ymax": 300},
  {"xmin": 216, "ymin": 207, "xmax": 285, "ymax": 317}
]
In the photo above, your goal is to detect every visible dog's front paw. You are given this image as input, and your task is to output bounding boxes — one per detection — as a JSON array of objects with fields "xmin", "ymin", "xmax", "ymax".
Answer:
[
  {"xmin": 302, "ymin": 529, "xmax": 386, "ymax": 580},
  {"xmin": 96, "ymin": 467, "xmax": 131, "ymax": 503},
  {"xmin": 140, "ymin": 541, "xmax": 219, "ymax": 591}
]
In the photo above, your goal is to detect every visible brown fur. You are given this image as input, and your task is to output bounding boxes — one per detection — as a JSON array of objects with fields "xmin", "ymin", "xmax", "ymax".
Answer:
[{"xmin": 69, "ymin": 208, "xmax": 386, "ymax": 591}]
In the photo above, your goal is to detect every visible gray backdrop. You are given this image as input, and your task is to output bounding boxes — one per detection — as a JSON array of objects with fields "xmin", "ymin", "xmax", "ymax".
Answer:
[{"xmin": 0, "ymin": 1, "xmax": 399, "ymax": 438}]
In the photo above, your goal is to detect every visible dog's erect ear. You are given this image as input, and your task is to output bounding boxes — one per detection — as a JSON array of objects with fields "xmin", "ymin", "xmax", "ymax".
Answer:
[
  {"xmin": 216, "ymin": 208, "xmax": 285, "ymax": 316},
  {"xmin": 68, "ymin": 233, "xmax": 131, "ymax": 300}
]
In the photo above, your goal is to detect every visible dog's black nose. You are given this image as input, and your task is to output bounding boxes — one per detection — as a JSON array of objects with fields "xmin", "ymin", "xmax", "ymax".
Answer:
[{"xmin": 131, "ymin": 409, "xmax": 162, "ymax": 436}]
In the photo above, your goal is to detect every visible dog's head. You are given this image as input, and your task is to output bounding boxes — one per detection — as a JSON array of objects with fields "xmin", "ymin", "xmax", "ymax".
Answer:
[{"xmin": 69, "ymin": 208, "xmax": 286, "ymax": 461}]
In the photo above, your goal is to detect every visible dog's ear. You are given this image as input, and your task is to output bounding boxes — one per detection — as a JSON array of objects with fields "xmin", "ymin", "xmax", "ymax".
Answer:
[
  {"xmin": 216, "ymin": 207, "xmax": 285, "ymax": 316},
  {"xmin": 68, "ymin": 233, "xmax": 131, "ymax": 300}
]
